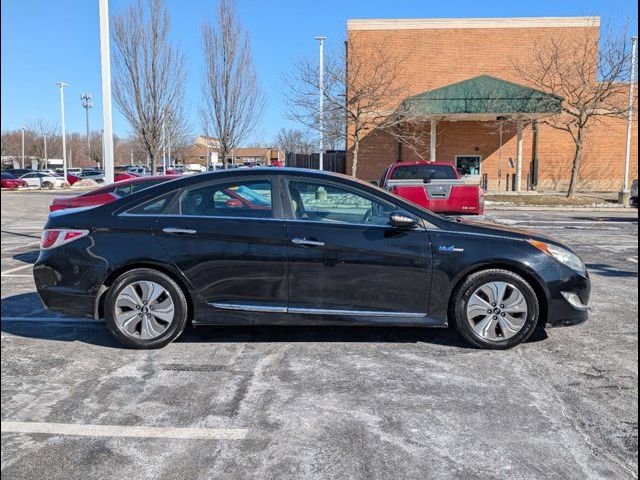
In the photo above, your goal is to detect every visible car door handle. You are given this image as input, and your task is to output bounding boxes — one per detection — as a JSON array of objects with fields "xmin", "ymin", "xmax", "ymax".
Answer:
[
  {"xmin": 162, "ymin": 227, "xmax": 197, "ymax": 235},
  {"xmin": 291, "ymin": 237, "xmax": 325, "ymax": 247}
]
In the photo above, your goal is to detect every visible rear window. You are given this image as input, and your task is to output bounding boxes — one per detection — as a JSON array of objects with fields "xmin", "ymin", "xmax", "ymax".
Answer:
[
  {"xmin": 1, "ymin": 173, "xmax": 15, "ymax": 179},
  {"xmin": 390, "ymin": 165, "xmax": 457, "ymax": 182}
]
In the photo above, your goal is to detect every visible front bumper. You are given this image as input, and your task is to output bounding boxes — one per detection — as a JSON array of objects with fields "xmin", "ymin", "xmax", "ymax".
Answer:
[{"xmin": 544, "ymin": 271, "xmax": 591, "ymax": 327}]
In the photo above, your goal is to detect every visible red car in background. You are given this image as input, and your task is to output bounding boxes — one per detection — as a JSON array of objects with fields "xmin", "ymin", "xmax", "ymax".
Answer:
[
  {"xmin": 380, "ymin": 162, "xmax": 485, "ymax": 216},
  {"xmin": 1, "ymin": 172, "xmax": 29, "ymax": 189},
  {"xmin": 50, "ymin": 175, "xmax": 177, "ymax": 212}
]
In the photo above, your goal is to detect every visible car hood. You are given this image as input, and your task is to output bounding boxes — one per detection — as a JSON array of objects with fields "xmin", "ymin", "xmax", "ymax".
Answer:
[{"xmin": 442, "ymin": 217, "xmax": 571, "ymax": 249}]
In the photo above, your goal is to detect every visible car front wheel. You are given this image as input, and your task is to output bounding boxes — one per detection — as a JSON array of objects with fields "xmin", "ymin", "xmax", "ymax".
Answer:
[
  {"xmin": 451, "ymin": 269, "xmax": 539, "ymax": 350},
  {"xmin": 104, "ymin": 268, "xmax": 189, "ymax": 349}
]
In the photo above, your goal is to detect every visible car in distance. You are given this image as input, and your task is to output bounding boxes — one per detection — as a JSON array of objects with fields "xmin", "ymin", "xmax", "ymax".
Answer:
[
  {"xmin": 1, "ymin": 172, "xmax": 29, "ymax": 189},
  {"xmin": 20, "ymin": 171, "xmax": 65, "ymax": 189},
  {"xmin": 631, "ymin": 179, "xmax": 638, "ymax": 208},
  {"xmin": 380, "ymin": 162, "xmax": 484, "ymax": 216},
  {"xmin": 34, "ymin": 168, "xmax": 590, "ymax": 350},
  {"xmin": 50, "ymin": 175, "xmax": 177, "ymax": 211}
]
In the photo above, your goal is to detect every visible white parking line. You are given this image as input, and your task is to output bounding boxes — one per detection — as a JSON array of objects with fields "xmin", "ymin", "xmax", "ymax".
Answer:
[
  {"xmin": 0, "ymin": 421, "xmax": 248, "ymax": 440},
  {"xmin": 1, "ymin": 316, "xmax": 99, "ymax": 323},
  {"xmin": 1, "ymin": 264, "xmax": 33, "ymax": 276},
  {"xmin": 627, "ymin": 257, "xmax": 639, "ymax": 263}
]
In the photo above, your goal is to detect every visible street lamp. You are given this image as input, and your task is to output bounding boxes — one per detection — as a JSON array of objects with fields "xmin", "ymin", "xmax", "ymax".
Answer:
[
  {"xmin": 620, "ymin": 35, "xmax": 638, "ymax": 204},
  {"xmin": 315, "ymin": 35, "xmax": 326, "ymax": 171},
  {"xmin": 81, "ymin": 93, "xmax": 94, "ymax": 166},
  {"xmin": 20, "ymin": 126, "xmax": 25, "ymax": 169},
  {"xmin": 54, "ymin": 82, "xmax": 69, "ymax": 180}
]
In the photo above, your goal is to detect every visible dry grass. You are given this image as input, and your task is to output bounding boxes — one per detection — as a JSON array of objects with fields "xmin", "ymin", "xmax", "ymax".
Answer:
[{"xmin": 486, "ymin": 194, "xmax": 619, "ymax": 207}]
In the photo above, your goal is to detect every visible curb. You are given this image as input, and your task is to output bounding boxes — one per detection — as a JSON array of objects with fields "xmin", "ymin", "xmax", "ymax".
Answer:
[{"xmin": 487, "ymin": 206, "xmax": 634, "ymax": 212}]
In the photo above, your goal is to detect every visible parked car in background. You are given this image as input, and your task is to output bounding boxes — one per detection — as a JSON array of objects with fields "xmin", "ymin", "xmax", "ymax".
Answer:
[
  {"xmin": 631, "ymin": 179, "xmax": 638, "ymax": 208},
  {"xmin": 4, "ymin": 168, "xmax": 33, "ymax": 177},
  {"xmin": 67, "ymin": 170, "xmax": 105, "ymax": 185},
  {"xmin": 49, "ymin": 175, "xmax": 177, "ymax": 211},
  {"xmin": 1, "ymin": 172, "xmax": 29, "ymax": 189},
  {"xmin": 380, "ymin": 162, "xmax": 485, "ymax": 216},
  {"xmin": 20, "ymin": 171, "xmax": 65, "ymax": 189},
  {"xmin": 35, "ymin": 168, "xmax": 590, "ymax": 350},
  {"xmin": 125, "ymin": 166, "xmax": 151, "ymax": 176},
  {"xmin": 55, "ymin": 168, "xmax": 82, "ymax": 176}
]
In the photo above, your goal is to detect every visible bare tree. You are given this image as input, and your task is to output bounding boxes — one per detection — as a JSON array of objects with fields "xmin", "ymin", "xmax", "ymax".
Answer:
[
  {"xmin": 285, "ymin": 39, "xmax": 410, "ymax": 176},
  {"xmin": 201, "ymin": 0, "xmax": 266, "ymax": 169},
  {"xmin": 515, "ymin": 23, "xmax": 635, "ymax": 197},
  {"xmin": 112, "ymin": 0, "xmax": 188, "ymax": 174},
  {"xmin": 274, "ymin": 128, "xmax": 317, "ymax": 154}
]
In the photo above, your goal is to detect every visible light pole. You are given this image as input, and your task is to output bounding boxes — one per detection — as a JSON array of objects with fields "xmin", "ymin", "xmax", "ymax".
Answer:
[
  {"xmin": 620, "ymin": 35, "xmax": 638, "ymax": 205},
  {"xmin": 43, "ymin": 133, "xmax": 47, "ymax": 168},
  {"xmin": 20, "ymin": 126, "xmax": 25, "ymax": 169},
  {"xmin": 315, "ymin": 36, "xmax": 326, "ymax": 171},
  {"xmin": 81, "ymin": 93, "xmax": 93, "ymax": 166},
  {"xmin": 99, "ymin": 0, "xmax": 114, "ymax": 183},
  {"xmin": 54, "ymin": 82, "xmax": 69, "ymax": 181}
]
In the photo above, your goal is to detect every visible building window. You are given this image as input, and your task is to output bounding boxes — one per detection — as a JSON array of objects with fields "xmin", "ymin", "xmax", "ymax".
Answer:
[{"xmin": 456, "ymin": 155, "xmax": 482, "ymax": 176}]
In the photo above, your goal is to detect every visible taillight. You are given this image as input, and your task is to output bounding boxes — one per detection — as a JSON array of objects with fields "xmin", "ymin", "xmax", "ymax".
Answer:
[
  {"xmin": 40, "ymin": 229, "xmax": 89, "ymax": 250},
  {"xmin": 49, "ymin": 204, "xmax": 67, "ymax": 212}
]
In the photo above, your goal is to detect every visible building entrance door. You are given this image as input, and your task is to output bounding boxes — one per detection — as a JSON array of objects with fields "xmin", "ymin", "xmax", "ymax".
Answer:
[{"xmin": 455, "ymin": 155, "xmax": 481, "ymax": 175}]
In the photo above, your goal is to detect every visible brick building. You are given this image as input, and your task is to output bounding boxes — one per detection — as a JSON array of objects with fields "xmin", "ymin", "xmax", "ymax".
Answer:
[{"xmin": 346, "ymin": 16, "xmax": 638, "ymax": 191}]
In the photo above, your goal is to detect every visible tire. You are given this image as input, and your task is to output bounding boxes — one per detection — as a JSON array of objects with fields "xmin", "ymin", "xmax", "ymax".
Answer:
[
  {"xmin": 42, "ymin": 181, "xmax": 53, "ymax": 190},
  {"xmin": 104, "ymin": 268, "xmax": 189, "ymax": 349},
  {"xmin": 450, "ymin": 269, "xmax": 539, "ymax": 350}
]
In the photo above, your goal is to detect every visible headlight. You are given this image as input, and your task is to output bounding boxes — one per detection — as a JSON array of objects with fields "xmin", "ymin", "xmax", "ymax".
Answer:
[{"xmin": 528, "ymin": 240, "xmax": 586, "ymax": 273}]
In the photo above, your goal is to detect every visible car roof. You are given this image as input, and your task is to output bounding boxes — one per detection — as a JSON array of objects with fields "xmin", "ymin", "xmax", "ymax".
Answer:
[{"xmin": 391, "ymin": 161, "xmax": 454, "ymax": 167}]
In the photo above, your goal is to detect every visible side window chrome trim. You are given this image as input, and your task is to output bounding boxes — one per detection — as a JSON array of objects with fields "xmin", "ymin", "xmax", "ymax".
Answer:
[
  {"xmin": 284, "ymin": 218, "xmax": 426, "ymax": 230},
  {"xmin": 118, "ymin": 212, "xmax": 285, "ymax": 222}
]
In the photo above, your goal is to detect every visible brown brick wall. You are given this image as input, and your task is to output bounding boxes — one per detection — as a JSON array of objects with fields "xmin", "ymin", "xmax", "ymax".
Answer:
[{"xmin": 346, "ymin": 21, "xmax": 639, "ymax": 191}]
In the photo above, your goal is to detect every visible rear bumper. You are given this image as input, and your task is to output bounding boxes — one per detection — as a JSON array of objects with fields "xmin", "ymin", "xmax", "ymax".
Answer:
[{"xmin": 33, "ymin": 243, "xmax": 104, "ymax": 319}]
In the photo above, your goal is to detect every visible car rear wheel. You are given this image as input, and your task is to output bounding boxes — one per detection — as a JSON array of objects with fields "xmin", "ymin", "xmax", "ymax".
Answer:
[
  {"xmin": 42, "ymin": 181, "xmax": 53, "ymax": 189},
  {"xmin": 451, "ymin": 269, "xmax": 539, "ymax": 350},
  {"xmin": 104, "ymin": 268, "xmax": 189, "ymax": 349}
]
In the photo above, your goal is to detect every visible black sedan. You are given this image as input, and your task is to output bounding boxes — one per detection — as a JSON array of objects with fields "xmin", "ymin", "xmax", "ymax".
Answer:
[{"xmin": 34, "ymin": 168, "xmax": 590, "ymax": 349}]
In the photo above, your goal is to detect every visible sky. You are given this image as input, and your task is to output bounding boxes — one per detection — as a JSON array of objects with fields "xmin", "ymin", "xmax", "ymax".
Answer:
[{"xmin": 1, "ymin": 0, "xmax": 638, "ymax": 144}]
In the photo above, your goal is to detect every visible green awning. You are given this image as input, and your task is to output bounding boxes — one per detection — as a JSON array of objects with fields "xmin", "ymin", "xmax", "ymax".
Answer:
[{"xmin": 402, "ymin": 75, "xmax": 563, "ymax": 117}]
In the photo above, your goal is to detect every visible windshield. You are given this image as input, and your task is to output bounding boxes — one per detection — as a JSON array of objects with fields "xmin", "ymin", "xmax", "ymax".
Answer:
[{"xmin": 390, "ymin": 165, "xmax": 457, "ymax": 182}]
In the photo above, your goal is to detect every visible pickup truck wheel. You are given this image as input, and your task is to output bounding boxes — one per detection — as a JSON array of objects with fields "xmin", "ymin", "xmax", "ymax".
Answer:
[{"xmin": 451, "ymin": 269, "xmax": 539, "ymax": 350}]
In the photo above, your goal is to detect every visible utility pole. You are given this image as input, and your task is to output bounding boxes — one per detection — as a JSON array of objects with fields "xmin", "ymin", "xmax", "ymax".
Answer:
[
  {"xmin": 81, "ymin": 93, "xmax": 94, "ymax": 166},
  {"xmin": 99, "ymin": 0, "xmax": 114, "ymax": 183},
  {"xmin": 54, "ymin": 82, "xmax": 69, "ymax": 181},
  {"xmin": 315, "ymin": 36, "xmax": 326, "ymax": 171},
  {"xmin": 43, "ymin": 134, "xmax": 47, "ymax": 168},
  {"xmin": 162, "ymin": 118, "xmax": 167, "ymax": 175},
  {"xmin": 620, "ymin": 35, "xmax": 638, "ymax": 205},
  {"xmin": 20, "ymin": 126, "xmax": 25, "ymax": 169}
]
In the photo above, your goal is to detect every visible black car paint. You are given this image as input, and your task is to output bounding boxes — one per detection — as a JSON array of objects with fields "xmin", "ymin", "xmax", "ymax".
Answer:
[{"xmin": 34, "ymin": 168, "xmax": 590, "ymax": 328}]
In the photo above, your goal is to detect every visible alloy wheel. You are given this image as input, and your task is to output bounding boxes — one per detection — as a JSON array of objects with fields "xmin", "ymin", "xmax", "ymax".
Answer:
[
  {"xmin": 114, "ymin": 281, "xmax": 175, "ymax": 340},
  {"xmin": 466, "ymin": 281, "xmax": 528, "ymax": 342}
]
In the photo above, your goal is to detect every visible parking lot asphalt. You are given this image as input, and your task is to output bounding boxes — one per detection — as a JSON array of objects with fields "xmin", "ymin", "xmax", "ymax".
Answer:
[{"xmin": 1, "ymin": 191, "xmax": 638, "ymax": 480}]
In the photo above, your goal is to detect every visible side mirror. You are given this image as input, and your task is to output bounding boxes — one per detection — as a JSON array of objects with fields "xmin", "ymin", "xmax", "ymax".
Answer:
[{"xmin": 389, "ymin": 210, "xmax": 418, "ymax": 229}]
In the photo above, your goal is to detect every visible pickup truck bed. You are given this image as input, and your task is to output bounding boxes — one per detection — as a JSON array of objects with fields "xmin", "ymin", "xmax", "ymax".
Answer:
[{"xmin": 381, "ymin": 162, "xmax": 484, "ymax": 216}]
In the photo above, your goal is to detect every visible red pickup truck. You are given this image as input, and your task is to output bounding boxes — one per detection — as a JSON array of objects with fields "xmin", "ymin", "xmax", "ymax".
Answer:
[{"xmin": 380, "ymin": 162, "xmax": 484, "ymax": 216}]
